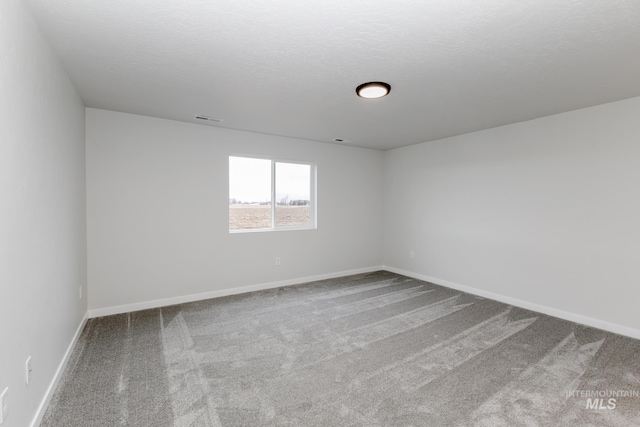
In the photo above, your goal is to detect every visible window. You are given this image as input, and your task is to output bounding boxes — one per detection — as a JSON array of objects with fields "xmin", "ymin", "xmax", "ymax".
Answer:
[{"xmin": 229, "ymin": 156, "xmax": 315, "ymax": 232}]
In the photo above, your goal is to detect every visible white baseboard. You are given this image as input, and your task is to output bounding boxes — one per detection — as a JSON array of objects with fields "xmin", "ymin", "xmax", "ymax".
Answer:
[
  {"xmin": 88, "ymin": 266, "xmax": 385, "ymax": 318},
  {"xmin": 383, "ymin": 265, "xmax": 640, "ymax": 341},
  {"xmin": 31, "ymin": 311, "xmax": 88, "ymax": 427}
]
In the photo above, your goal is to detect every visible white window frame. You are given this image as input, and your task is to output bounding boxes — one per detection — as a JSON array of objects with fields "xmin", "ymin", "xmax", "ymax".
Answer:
[{"xmin": 229, "ymin": 155, "xmax": 317, "ymax": 233}]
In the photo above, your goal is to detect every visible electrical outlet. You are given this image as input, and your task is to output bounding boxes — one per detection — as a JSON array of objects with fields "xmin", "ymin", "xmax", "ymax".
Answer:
[
  {"xmin": 0, "ymin": 387, "xmax": 8, "ymax": 424},
  {"xmin": 26, "ymin": 356, "xmax": 32, "ymax": 385},
  {"xmin": 275, "ymin": 257, "xmax": 281, "ymax": 266},
  {"xmin": 410, "ymin": 251, "xmax": 415, "ymax": 259}
]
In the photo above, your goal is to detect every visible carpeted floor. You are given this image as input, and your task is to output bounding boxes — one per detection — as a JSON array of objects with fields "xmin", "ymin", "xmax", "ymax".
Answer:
[{"xmin": 42, "ymin": 271, "xmax": 640, "ymax": 426}]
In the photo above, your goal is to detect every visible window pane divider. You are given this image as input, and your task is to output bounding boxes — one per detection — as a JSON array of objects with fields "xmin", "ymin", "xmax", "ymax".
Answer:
[{"xmin": 270, "ymin": 160, "xmax": 276, "ymax": 229}]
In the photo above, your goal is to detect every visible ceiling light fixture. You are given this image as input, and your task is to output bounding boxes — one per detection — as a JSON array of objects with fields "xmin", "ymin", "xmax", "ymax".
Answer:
[{"xmin": 356, "ymin": 82, "xmax": 391, "ymax": 99}]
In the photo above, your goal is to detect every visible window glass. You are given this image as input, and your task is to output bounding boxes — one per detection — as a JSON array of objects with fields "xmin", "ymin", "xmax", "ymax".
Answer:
[
  {"xmin": 275, "ymin": 162, "xmax": 311, "ymax": 228},
  {"xmin": 229, "ymin": 157, "xmax": 271, "ymax": 230},
  {"xmin": 229, "ymin": 156, "xmax": 315, "ymax": 232}
]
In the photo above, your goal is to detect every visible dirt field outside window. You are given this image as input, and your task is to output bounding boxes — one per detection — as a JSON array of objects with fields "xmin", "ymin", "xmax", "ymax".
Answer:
[{"xmin": 229, "ymin": 205, "xmax": 310, "ymax": 230}]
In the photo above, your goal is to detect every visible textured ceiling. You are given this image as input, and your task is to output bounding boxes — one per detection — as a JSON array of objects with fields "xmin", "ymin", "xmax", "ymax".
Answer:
[{"xmin": 25, "ymin": 0, "xmax": 640, "ymax": 150}]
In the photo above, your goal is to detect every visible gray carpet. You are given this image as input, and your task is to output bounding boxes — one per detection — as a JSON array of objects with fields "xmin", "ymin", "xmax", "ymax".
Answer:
[{"xmin": 42, "ymin": 271, "xmax": 640, "ymax": 426}]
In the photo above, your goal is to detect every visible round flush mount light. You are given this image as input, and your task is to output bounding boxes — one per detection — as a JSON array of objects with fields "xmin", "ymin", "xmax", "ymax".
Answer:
[{"xmin": 356, "ymin": 81, "xmax": 391, "ymax": 99}]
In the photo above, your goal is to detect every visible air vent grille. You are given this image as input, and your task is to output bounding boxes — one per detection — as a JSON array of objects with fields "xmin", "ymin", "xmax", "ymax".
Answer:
[{"xmin": 194, "ymin": 115, "xmax": 223, "ymax": 123}]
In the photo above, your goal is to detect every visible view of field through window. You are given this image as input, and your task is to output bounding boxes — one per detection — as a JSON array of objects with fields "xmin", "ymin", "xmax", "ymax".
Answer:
[{"xmin": 229, "ymin": 156, "xmax": 312, "ymax": 231}]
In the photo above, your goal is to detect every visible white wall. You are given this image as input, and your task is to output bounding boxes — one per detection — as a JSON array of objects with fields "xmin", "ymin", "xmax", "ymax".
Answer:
[
  {"xmin": 0, "ymin": 1, "xmax": 87, "ymax": 426},
  {"xmin": 86, "ymin": 109, "xmax": 383, "ymax": 313},
  {"xmin": 383, "ymin": 96, "xmax": 640, "ymax": 336}
]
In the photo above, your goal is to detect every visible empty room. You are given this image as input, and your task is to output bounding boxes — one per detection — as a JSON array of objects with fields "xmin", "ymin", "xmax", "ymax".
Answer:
[{"xmin": 2, "ymin": 0, "xmax": 640, "ymax": 426}]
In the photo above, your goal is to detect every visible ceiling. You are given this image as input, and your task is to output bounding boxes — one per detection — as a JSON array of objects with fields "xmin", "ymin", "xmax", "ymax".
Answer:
[{"xmin": 25, "ymin": 0, "xmax": 640, "ymax": 150}]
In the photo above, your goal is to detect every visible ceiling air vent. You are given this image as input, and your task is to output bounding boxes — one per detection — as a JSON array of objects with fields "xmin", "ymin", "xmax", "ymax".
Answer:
[{"xmin": 194, "ymin": 115, "xmax": 223, "ymax": 123}]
